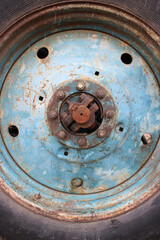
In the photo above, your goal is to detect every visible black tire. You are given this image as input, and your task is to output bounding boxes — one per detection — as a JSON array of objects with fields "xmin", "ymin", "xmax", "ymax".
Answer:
[
  {"xmin": 0, "ymin": 0, "xmax": 160, "ymax": 34},
  {"xmin": 0, "ymin": 188, "xmax": 160, "ymax": 240},
  {"xmin": 0, "ymin": 1, "xmax": 160, "ymax": 240}
]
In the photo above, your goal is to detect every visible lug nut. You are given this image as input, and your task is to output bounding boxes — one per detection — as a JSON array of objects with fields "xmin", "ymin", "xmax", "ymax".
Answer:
[
  {"xmin": 76, "ymin": 82, "xmax": 86, "ymax": 91},
  {"xmin": 105, "ymin": 110, "xmax": 114, "ymax": 119},
  {"xmin": 49, "ymin": 110, "xmax": 58, "ymax": 119},
  {"xmin": 141, "ymin": 133, "xmax": 152, "ymax": 145},
  {"xmin": 71, "ymin": 177, "xmax": 83, "ymax": 187},
  {"xmin": 57, "ymin": 91, "xmax": 65, "ymax": 100},
  {"xmin": 77, "ymin": 137, "xmax": 87, "ymax": 147},
  {"xmin": 57, "ymin": 130, "xmax": 67, "ymax": 139},
  {"xmin": 97, "ymin": 129, "xmax": 106, "ymax": 138},
  {"xmin": 96, "ymin": 88, "xmax": 106, "ymax": 99}
]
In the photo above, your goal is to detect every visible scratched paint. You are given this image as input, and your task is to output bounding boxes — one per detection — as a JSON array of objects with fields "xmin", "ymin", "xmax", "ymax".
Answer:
[
  {"xmin": 0, "ymin": 30, "xmax": 159, "ymax": 194},
  {"xmin": 0, "ymin": 3, "xmax": 159, "ymax": 222}
]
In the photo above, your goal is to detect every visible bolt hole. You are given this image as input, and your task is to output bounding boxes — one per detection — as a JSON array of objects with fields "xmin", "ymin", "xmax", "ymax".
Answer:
[
  {"xmin": 37, "ymin": 47, "xmax": 49, "ymax": 59},
  {"xmin": 121, "ymin": 53, "xmax": 132, "ymax": 64},
  {"xmin": 8, "ymin": 125, "xmax": 19, "ymax": 137},
  {"xmin": 64, "ymin": 151, "xmax": 68, "ymax": 156},
  {"xmin": 95, "ymin": 71, "xmax": 100, "ymax": 76},
  {"xmin": 119, "ymin": 127, "xmax": 124, "ymax": 132},
  {"xmin": 141, "ymin": 133, "xmax": 152, "ymax": 145},
  {"xmin": 39, "ymin": 96, "xmax": 44, "ymax": 101},
  {"xmin": 71, "ymin": 177, "xmax": 83, "ymax": 187}
]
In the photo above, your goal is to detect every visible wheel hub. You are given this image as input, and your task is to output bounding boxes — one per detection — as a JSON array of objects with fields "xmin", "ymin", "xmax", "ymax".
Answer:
[
  {"xmin": 71, "ymin": 104, "xmax": 91, "ymax": 125},
  {"xmin": 61, "ymin": 92, "xmax": 100, "ymax": 132},
  {"xmin": 47, "ymin": 80, "xmax": 116, "ymax": 148}
]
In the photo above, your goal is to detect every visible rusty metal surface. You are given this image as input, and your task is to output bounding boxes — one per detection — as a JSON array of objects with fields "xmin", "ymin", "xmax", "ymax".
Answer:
[
  {"xmin": 0, "ymin": 1, "xmax": 160, "ymax": 222},
  {"xmin": 47, "ymin": 80, "xmax": 116, "ymax": 149}
]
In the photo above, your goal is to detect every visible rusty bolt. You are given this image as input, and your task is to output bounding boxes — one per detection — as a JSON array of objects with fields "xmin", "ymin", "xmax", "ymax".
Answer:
[
  {"xmin": 35, "ymin": 193, "xmax": 41, "ymax": 199},
  {"xmin": 76, "ymin": 82, "xmax": 86, "ymax": 91},
  {"xmin": 96, "ymin": 88, "xmax": 106, "ymax": 99},
  {"xmin": 105, "ymin": 110, "xmax": 114, "ymax": 119},
  {"xmin": 71, "ymin": 177, "xmax": 83, "ymax": 187},
  {"xmin": 97, "ymin": 129, "xmax": 106, "ymax": 138},
  {"xmin": 49, "ymin": 110, "xmax": 58, "ymax": 119},
  {"xmin": 141, "ymin": 133, "xmax": 152, "ymax": 145},
  {"xmin": 57, "ymin": 91, "xmax": 65, "ymax": 100},
  {"xmin": 77, "ymin": 137, "xmax": 87, "ymax": 147},
  {"xmin": 57, "ymin": 130, "xmax": 67, "ymax": 139}
]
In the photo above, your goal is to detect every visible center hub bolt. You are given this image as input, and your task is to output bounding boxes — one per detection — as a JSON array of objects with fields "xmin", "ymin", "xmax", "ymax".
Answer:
[
  {"xmin": 96, "ymin": 88, "xmax": 106, "ymax": 99},
  {"xmin": 57, "ymin": 130, "xmax": 67, "ymax": 139},
  {"xmin": 97, "ymin": 129, "xmax": 106, "ymax": 138},
  {"xmin": 105, "ymin": 110, "xmax": 114, "ymax": 119},
  {"xmin": 77, "ymin": 137, "xmax": 87, "ymax": 147},
  {"xmin": 49, "ymin": 110, "xmax": 58, "ymax": 120},
  {"xmin": 76, "ymin": 82, "xmax": 86, "ymax": 91},
  {"xmin": 57, "ymin": 91, "xmax": 65, "ymax": 100},
  {"xmin": 72, "ymin": 105, "xmax": 91, "ymax": 124}
]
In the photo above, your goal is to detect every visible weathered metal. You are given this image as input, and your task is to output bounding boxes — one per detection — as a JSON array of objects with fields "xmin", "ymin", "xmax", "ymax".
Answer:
[
  {"xmin": 71, "ymin": 177, "xmax": 83, "ymax": 188},
  {"xmin": 97, "ymin": 129, "xmax": 107, "ymax": 138},
  {"xmin": 105, "ymin": 110, "xmax": 115, "ymax": 119},
  {"xmin": 0, "ymin": 1, "xmax": 159, "ymax": 223},
  {"xmin": 72, "ymin": 105, "xmax": 91, "ymax": 124},
  {"xmin": 61, "ymin": 93, "xmax": 100, "ymax": 132},
  {"xmin": 96, "ymin": 88, "xmax": 106, "ymax": 99},
  {"xmin": 49, "ymin": 110, "xmax": 58, "ymax": 120},
  {"xmin": 47, "ymin": 80, "xmax": 116, "ymax": 148},
  {"xmin": 35, "ymin": 193, "xmax": 41, "ymax": 200},
  {"xmin": 76, "ymin": 82, "xmax": 86, "ymax": 91},
  {"xmin": 57, "ymin": 91, "xmax": 66, "ymax": 100},
  {"xmin": 57, "ymin": 130, "xmax": 67, "ymax": 140},
  {"xmin": 77, "ymin": 137, "xmax": 87, "ymax": 147}
]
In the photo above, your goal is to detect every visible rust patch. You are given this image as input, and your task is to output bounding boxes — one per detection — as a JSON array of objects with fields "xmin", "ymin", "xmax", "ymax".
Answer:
[{"xmin": 47, "ymin": 80, "xmax": 117, "ymax": 149}]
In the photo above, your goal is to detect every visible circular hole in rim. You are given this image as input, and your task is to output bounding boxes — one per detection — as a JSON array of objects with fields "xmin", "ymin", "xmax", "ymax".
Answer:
[
  {"xmin": 71, "ymin": 177, "xmax": 83, "ymax": 187},
  {"xmin": 37, "ymin": 47, "xmax": 49, "ymax": 59},
  {"xmin": 121, "ymin": 53, "xmax": 132, "ymax": 64},
  {"xmin": 8, "ymin": 125, "xmax": 19, "ymax": 137},
  {"xmin": 64, "ymin": 151, "xmax": 68, "ymax": 156}
]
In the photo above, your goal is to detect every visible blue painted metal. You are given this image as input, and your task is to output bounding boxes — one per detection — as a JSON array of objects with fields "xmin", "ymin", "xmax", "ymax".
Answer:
[
  {"xmin": 0, "ymin": 3, "xmax": 159, "ymax": 222},
  {"xmin": 1, "ymin": 30, "xmax": 159, "ymax": 194}
]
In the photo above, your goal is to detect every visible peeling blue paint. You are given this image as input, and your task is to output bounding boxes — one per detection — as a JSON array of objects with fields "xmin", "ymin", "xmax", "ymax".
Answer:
[{"xmin": 0, "ymin": 30, "xmax": 159, "ymax": 197}]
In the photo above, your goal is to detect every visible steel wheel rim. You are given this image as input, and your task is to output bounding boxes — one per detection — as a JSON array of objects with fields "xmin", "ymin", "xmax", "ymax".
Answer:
[{"xmin": 0, "ymin": 1, "xmax": 160, "ymax": 222}]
